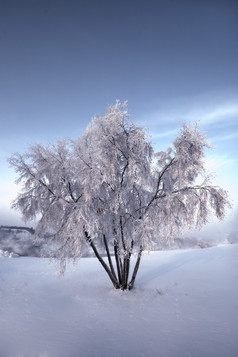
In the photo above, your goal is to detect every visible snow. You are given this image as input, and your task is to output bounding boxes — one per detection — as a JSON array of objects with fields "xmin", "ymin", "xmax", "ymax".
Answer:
[{"xmin": 0, "ymin": 244, "xmax": 238, "ymax": 357}]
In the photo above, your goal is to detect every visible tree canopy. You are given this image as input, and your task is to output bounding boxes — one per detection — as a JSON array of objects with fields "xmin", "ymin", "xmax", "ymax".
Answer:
[{"xmin": 9, "ymin": 101, "xmax": 230, "ymax": 290}]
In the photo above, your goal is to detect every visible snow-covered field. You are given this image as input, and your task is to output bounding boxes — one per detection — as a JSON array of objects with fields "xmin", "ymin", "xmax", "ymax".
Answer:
[{"xmin": 0, "ymin": 244, "xmax": 237, "ymax": 357}]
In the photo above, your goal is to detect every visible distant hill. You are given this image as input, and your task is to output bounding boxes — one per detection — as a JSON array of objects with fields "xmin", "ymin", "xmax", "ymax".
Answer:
[{"xmin": 0, "ymin": 225, "xmax": 35, "ymax": 234}]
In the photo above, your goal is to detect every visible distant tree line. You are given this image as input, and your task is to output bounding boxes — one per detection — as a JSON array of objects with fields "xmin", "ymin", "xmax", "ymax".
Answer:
[{"xmin": 0, "ymin": 225, "xmax": 35, "ymax": 235}]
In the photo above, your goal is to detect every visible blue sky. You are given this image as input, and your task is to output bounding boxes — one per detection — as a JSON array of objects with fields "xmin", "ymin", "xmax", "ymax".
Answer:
[{"xmin": 0, "ymin": 0, "xmax": 237, "ymax": 227}]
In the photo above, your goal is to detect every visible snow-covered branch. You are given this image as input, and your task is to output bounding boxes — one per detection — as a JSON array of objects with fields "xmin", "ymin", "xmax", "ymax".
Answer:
[{"xmin": 9, "ymin": 101, "xmax": 231, "ymax": 290}]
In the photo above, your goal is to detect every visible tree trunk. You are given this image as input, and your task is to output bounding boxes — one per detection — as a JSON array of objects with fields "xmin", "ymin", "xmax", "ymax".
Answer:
[
  {"xmin": 103, "ymin": 234, "xmax": 117, "ymax": 281},
  {"xmin": 84, "ymin": 230, "xmax": 143, "ymax": 291},
  {"xmin": 128, "ymin": 245, "xmax": 143, "ymax": 290},
  {"xmin": 125, "ymin": 255, "xmax": 130, "ymax": 288},
  {"xmin": 114, "ymin": 239, "xmax": 122, "ymax": 286},
  {"xmin": 121, "ymin": 254, "xmax": 130, "ymax": 290},
  {"xmin": 84, "ymin": 231, "xmax": 120, "ymax": 289}
]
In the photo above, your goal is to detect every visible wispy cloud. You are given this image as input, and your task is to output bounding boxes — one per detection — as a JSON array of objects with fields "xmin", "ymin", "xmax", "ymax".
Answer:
[
  {"xmin": 139, "ymin": 91, "xmax": 238, "ymax": 131},
  {"xmin": 150, "ymin": 129, "xmax": 178, "ymax": 139},
  {"xmin": 204, "ymin": 154, "xmax": 236, "ymax": 171},
  {"xmin": 210, "ymin": 132, "xmax": 238, "ymax": 143},
  {"xmin": 196, "ymin": 104, "xmax": 238, "ymax": 126}
]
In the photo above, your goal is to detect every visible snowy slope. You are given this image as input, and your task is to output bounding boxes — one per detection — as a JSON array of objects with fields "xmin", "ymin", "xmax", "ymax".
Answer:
[{"xmin": 0, "ymin": 244, "xmax": 237, "ymax": 357}]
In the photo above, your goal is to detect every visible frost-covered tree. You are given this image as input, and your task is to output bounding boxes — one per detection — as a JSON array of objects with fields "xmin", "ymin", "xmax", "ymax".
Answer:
[{"xmin": 9, "ymin": 101, "xmax": 230, "ymax": 290}]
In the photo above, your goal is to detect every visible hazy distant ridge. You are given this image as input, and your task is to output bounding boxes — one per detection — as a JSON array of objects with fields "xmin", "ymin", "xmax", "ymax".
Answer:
[{"xmin": 0, "ymin": 225, "xmax": 35, "ymax": 234}]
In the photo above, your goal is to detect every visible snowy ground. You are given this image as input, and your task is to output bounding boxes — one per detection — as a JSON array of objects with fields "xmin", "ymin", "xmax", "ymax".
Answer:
[{"xmin": 0, "ymin": 244, "xmax": 238, "ymax": 357}]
